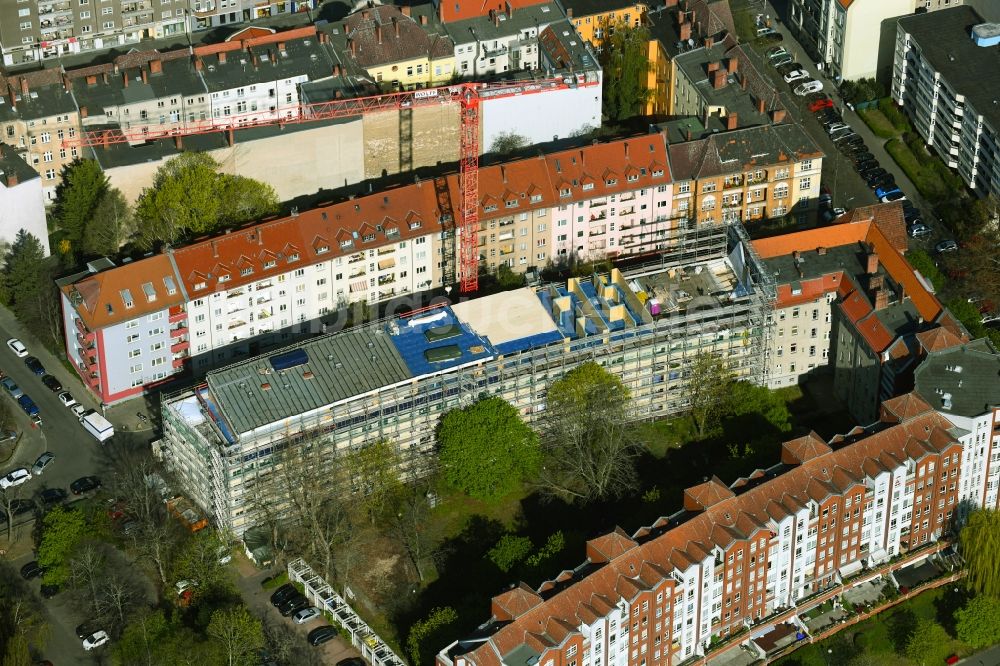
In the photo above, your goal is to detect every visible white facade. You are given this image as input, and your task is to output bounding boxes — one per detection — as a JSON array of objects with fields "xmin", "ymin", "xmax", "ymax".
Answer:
[
  {"xmin": 452, "ymin": 27, "xmax": 543, "ymax": 78},
  {"xmin": 480, "ymin": 74, "xmax": 602, "ymax": 149},
  {"xmin": 207, "ymin": 75, "xmax": 307, "ymax": 127},
  {"xmin": 768, "ymin": 294, "xmax": 836, "ymax": 388},
  {"xmin": 0, "ymin": 168, "xmax": 50, "ymax": 256}
]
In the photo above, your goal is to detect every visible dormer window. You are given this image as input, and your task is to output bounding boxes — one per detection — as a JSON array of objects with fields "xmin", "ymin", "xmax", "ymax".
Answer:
[
  {"xmin": 582, "ymin": 182, "xmax": 594, "ymax": 191},
  {"xmin": 560, "ymin": 187, "xmax": 571, "ymax": 197},
  {"xmin": 362, "ymin": 234, "xmax": 375, "ymax": 243},
  {"xmin": 408, "ymin": 220, "xmax": 422, "ymax": 230},
  {"xmin": 627, "ymin": 174, "xmax": 639, "ymax": 182},
  {"xmin": 240, "ymin": 267, "xmax": 253, "ymax": 276},
  {"xmin": 316, "ymin": 244, "xmax": 330, "ymax": 254},
  {"xmin": 287, "ymin": 252, "xmax": 300, "ymax": 262},
  {"xmin": 219, "ymin": 274, "xmax": 230, "ymax": 283},
  {"xmin": 484, "ymin": 204, "xmax": 498, "ymax": 213},
  {"xmin": 530, "ymin": 194, "xmax": 542, "ymax": 203},
  {"xmin": 606, "ymin": 178, "xmax": 617, "ymax": 186},
  {"xmin": 141, "ymin": 282, "xmax": 156, "ymax": 302},
  {"xmin": 505, "ymin": 199, "xmax": 518, "ymax": 209},
  {"xmin": 339, "ymin": 240, "xmax": 353, "ymax": 250},
  {"xmin": 264, "ymin": 260, "xmax": 276, "ymax": 269},
  {"xmin": 121, "ymin": 289, "xmax": 134, "ymax": 309},
  {"xmin": 163, "ymin": 276, "xmax": 177, "ymax": 295},
  {"xmin": 385, "ymin": 227, "xmax": 400, "ymax": 239},
  {"xmin": 653, "ymin": 169, "xmax": 664, "ymax": 177}
]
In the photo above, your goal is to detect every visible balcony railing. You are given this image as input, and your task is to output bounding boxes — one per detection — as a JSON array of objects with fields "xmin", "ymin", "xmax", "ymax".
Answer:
[{"xmin": 169, "ymin": 325, "xmax": 187, "ymax": 338}]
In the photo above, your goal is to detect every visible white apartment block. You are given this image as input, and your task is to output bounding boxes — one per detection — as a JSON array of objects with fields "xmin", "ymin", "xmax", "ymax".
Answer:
[
  {"xmin": 892, "ymin": 6, "xmax": 1000, "ymax": 197},
  {"xmin": 444, "ymin": 2, "xmax": 557, "ymax": 77},
  {"xmin": 0, "ymin": 145, "xmax": 50, "ymax": 255}
]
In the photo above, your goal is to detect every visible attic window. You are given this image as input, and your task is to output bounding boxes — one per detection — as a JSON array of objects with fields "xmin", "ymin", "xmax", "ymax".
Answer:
[
  {"xmin": 560, "ymin": 187, "xmax": 571, "ymax": 197},
  {"xmin": 653, "ymin": 169, "xmax": 664, "ymax": 177},
  {"xmin": 484, "ymin": 204, "xmax": 498, "ymax": 213},
  {"xmin": 219, "ymin": 274, "xmax": 230, "ymax": 283},
  {"xmin": 627, "ymin": 174, "xmax": 639, "ymax": 182},
  {"xmin": 264, "ymin": 259, "xmax": 276, "ymax": 269},
  {"xmin": 582, "ymin": 182, "xmax": 595, "ymax": 191},
  {"xmin": 163, "ymin": 276, "xmax": 177, "ymax": 295},
  {"xmin": 194, "ymin": 281, "xmax": 206, "ymax": 290},
  {"xmin": 106, "ymin": 304, "xmax": 114, "ymax": 315},
  {"xmin": 316, "ymin": 244, "xmax": 330, "ymax": 254},
  {"xmin": 141, "ymin": 282, "xmax": 156, "ymax": 302},
  {"xmin": 287, "ymin": 252, "xmax": 300, "ymax": 262},
  {"xmin": 121, "ymin": 288, "xmax": 134, "ymax": 309},
  {"xmin": 240, "ymin": 267, "xmax": 253, "ymax": 276},
  {"xmin": 385, "ymin": 227, "xmax": 400, "ymax": 238},
  {"xmin": 408, "ymin": 220, "xmax": 422, "ymax": 230},
  {"xmin": 606, "ymin": 178, "xmax": 617, "ymax": 186},
  {"xmin": 530, "ymin": 194, "xmax": 542, "ymax": 203},
  {"xmin": 362, "ymin": 234, "xmax": 375, "ymax": 243},
  {"xmin": 339, "ymin": 240, "xmax": 353, "ymax": 250},
  {"xmin": 505, "ymin": 199, "xmax": 518, "ymax": 209}
]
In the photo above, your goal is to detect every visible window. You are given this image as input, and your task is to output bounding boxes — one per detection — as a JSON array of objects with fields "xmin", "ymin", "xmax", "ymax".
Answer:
[{"xmin": 103, "ymin": 20, "xmax": 114, "ymax": 28}]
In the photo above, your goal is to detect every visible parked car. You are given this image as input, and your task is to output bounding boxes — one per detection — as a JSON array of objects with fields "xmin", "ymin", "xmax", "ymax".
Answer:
[
  {"xmin": 935, "ymin": 239, "xmax": 959, "ymax": 253},
  {"xmin": 827, "ymin": 122, "xmax": 850, "ymax": 134},
  {"xmin": 881, "ymin": 190, "xmax": 907, "ymax": 203},
  {"xmin": 839, "ymin": 135, "xmax": 865, "ymax": 148},
  {"xmin": 794, "ymin": 80, "xmax": 823, "ymax": 95},
  {"xmin": 82, "ymin": 630, "xmax": 109, "ymax": 650},
  {"xmin": 293, "ymin": 607, "xmax": 321, "ymax": 624},
  {"xmin": 0, "ymin": 378, "xmax": 21, "ymax": 399},
  {"xmin": 23, "ymin": 357, "xmax": 44, "ymax": 376},
  {"xmin": 783, "ymin": 69, "xmax": 808, "ymax": 83},
  {"xmin": 809, "ymin": 97, "xmax": 834, "ymax": 112},
  {"xmin": 852, "ymin": 152, "xmax": 876, "ymax": 166},
  {"xmin": 861, "ymin": 165, "xmax": 887, "ymax": 179},
  {"xmin": 909, "ymin": 223, "xmax": 932, "ymax": 238},
  {"xmin": 20, "ymin": 561, "xmax": 42, "ymax": 580},
  {"xmin": 822, "ymin": 207, "xmax": 848, "ymax": 222},
  {"xmin": 39, "ymin": 487, "xmax": 67, "ymax": 506},
  {"xmin": 70, "ymin": 476, "xmax": 100, "ymax": 495},
  {"xmin": 40, "ymin": 375, "xmax": 61, "ymax": 392},
  {"xmin": 759, "ymin": 30, "xmax": 783, "ymax": 43},
  {"xmin": 270, "ymin": 583, "xmax": 298, "ymax": 607},
  {"xmin": 7, "ymin": 498, "xmax": 34, "ymax": 518},
  {"xmin": 30, "ymin": 452, "xmax": 54, "ymax": 476},
  {"xmin": 855, "ymin": 159, "xmax": 879, "ymax": 172},
  {"xmin": 871, "ymin": 175, "xmax": 897, "ymax": 191},
  {"xmin": 279, "ymin": 594, "xmax": 310, "ymax": 617},
  {"xmin": 70, "ymin": 403, "xmax": 87, "ymax": 419},
  {"xmin": 766, "ymin": 46, "xmax": 789, "ymax": 60},
  {"xmin": 337, "ymin": 659, "xmax": 367, "ymax": 666},
  {"xmin": 307, "ymin": 626, "xmax": 339, "ymax": 647},
  {"xmin": 904, "ymin": 207, "xmax": 922, "ymax": 223},
  {"xmin": 5, "ymin": 339, "xmax": 27, "ymax": 358},
  {"xmin": 832, "ymin": 131, "xmax": 860, "ymax": 144},
  {"xmin": 771, "ymin": 54, "xmax": 793, "ymax": 67},
  {"xmin": 0, "ymin": 468, "xmax": 30, "ymax": 490},
  {"xmin": 57, "ymin": 391, "xmax": 76, "ymax": 407}
]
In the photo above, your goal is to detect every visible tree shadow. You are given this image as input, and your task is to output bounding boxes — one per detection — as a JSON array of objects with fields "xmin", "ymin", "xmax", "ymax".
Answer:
[
  {"xmin": 886, "ymin": 607, "xmax": 917, "ymax": 652},
  {"xmin": 933, "ymin": 586, "xmax": 968, "ymax": 636}
]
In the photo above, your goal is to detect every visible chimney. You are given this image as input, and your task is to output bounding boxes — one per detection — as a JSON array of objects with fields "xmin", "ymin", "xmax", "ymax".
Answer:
[
  {"xmin": 5, "ymin": 172, "xmax": 18, "ymax": 188},
  {"xmin": 707, "ymin": 61, "xmax": 719, "ymax": 73},
  {"xmin": 150, "ymin": 58, "xmax": 163, "ymax": 75},
  {"xmin": 866, "ymin": 249, "xmax": 879, "ymax": 275},
  {"xmin": 277, "ymin": 41, "xmax": 286, "ymax": 52},
  {"xmin": 757, "ymin": 97, "xmax": 766, "ymax": 113},
  {"xmin": 62, "ymin": 73, "xmax": 71, "ymax": 92},
  {"xmin": 349, "ymin": 38, "xmax": 356, "ymax": 56},
  {"xmin": 705, "ymin": 36, "xmax": 714, "ymax": 49},
  {"xmin": 376, "ymin": 24, "xmax": 383, "ymax": 44},
  {"xmin": 771, "ymin": 109, "xmax": 786, "ymax": 123},
  {"xmin": 123, "ymin": 72, "xmax": 129, "ymax": 88},
  {"xmin": 19, "ymin": 77, "xmax": 28, "ymax": 97},
  {"xmin": 501, "ymin": 165, "xmax": 507, "ymax": 183},
  {"xmin": 686, "ymin": 128, "xmax": 692, "ymax": 141},
  {"xmin": 566, "ymin": 7, "xmax": 573, "ymax": 18},
  {"xmin": 141, "ymin": 67, "xmax": 148, "ymax": 84},
  {"xmin": 677, "ymin": 10, "xmax": 684, "ymax": 24},
  {"xmin": 393, "ymin": 16, "xmax": 400, "ymax": 38},
  {"xmin": 494, "ymin": 12, "xmax": 499, "ymax": 27},
  {"xmin": 712, "ymin": 69, "xmax": 726, "ymax": 90},
  {"xmin": 401, "ymin": 4, "xmax": 410, "ymax": 16},
  {"xmin": 726, "ymin": 113, "xmax": 738, "ymax": 131},
  {"xmin": 419, "ymin": 14, "xmax": 427, "ymax": 25},
  {"xmin": 728, "ymin": 57, "xmax": 739, "ymax": 74},
  {"xmin": 318, "ymin": 31, "xmax": 328, "ymax": 44},
  {"xmin": 219, "ymin": 51, "xmax": 227, "ymax": 64},
  {"xmin": 194, "ymin": 56, "xmax": 203, "ymax": 71},
  {"xmin": 362, "ymin": 9, "xmax": 370, "ymax": 19},
  {"xmin": 874, "ymin": 287, "xmax": 889, "ymax": 311},
  {"xmin": 212, "ymin": 241, "xmax": 218, "ymax": 258},
  {"xmin": 679, "ymin": 22, "xmax": 692, "ymax": 41},
  {"xmin": 258, "ymin": 229, "xmax": 263, "ymax": 245},
  {"xmin": 86, "ymin": 74, "xmax": 98, "ymax": 86},
  {"xmin": 79, "ymin": 106, "xmax": 88, "ymax": 118},
  {"xmin": 868, "ymin": 273, "xmax": 884, "ymax": 293},
  {"xmin": 703, "ymin": 107, "xmax": 711, "ymax": 127},
  {"xmin": 332, "ymin": 63, "xmax": 341, "ymax": 76},
  {"xmin": 817, "ymin": 246, "xmax": 827, "ymax": 255},
  {"xmin": 113, "ymin": 62, "xmax": 120, "ymax": 74},
  {"xmin": 741, "ymin": 72, "xmax": 748, "ymax": 90},
  {"xmin": 252, "ymin": 54, "xmax": 260, "ymax": 69}
]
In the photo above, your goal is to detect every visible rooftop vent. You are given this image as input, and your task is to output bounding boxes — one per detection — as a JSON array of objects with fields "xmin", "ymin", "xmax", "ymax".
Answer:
[
  {"xmin": 972, "ymin": 23, "xmax": 1000, "ymax": 47},
  {"xmin": 942, "ymin": 392, "xmax": 953, "ymax": 410},
  {"xmin": 945, "ymin": 365, "xmax": 963, "ymax": 373}
]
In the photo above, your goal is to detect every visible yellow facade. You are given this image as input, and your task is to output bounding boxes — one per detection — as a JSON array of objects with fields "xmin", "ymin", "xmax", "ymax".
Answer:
[
  {"xmin": 644, "ymin": 37, "xmax": 672, "ymax": 116},
  {"xmin": 570, "ymin": 3, "xmax": 647, "ymax": 48},
  {"xmin": 369, "ymin": 54, "xmax": 456, "ymax": 91}
]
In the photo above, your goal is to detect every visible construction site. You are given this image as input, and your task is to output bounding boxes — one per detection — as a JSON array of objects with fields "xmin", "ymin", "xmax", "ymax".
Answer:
[{"xmin": 159, "ymin": 221, "xmax": 776, "ymax": 535}]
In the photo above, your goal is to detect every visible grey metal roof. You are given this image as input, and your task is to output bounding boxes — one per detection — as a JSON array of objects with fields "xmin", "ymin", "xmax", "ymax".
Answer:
[
  {"xmin": 198, "ymin": 36, "xmax": 336, "ymax": 91},
  {"xmin": 207, "ymin": 325, "xmax": 413, "ymax": 436},
  {"xmin": 0, "ymin": 144, "xmax": 40, "ymax": 185},
  {"xmin": 914, "ymin": 338, "xmax": 1000, "ymax": 418}
]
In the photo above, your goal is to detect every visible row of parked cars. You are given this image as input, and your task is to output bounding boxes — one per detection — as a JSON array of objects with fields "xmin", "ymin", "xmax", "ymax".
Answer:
[
  {"xmin": 766, "ymin": 46, "xmax": 824, "ymax": 96},
  {"xmin": 268, "ymin": 582, "xmax": 363, "ymax": 661}
]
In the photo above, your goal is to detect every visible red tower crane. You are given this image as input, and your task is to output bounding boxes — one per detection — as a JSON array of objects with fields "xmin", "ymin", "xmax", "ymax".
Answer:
[{"xmin": 66, "ymin": 76, "xmax": 585, "ymax": 293}]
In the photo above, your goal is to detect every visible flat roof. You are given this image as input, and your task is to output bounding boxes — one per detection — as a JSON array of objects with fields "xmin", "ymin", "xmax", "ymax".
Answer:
[
  {"xmin": 206, "ymin": 325, "xmax": 413, "ymax": 436},
  {"xmin": 451, "ymin": 289, "xmax": 562, "ymax": 353},
  {"xmin": 899, "ymin": 6, "xmax": 1000, "ymax": 132},
  {"xmin": 388, "ymin": 306, "xmax": 496, "ymax": 376},
  {"xmin": 914, "ymin": 338, "xmax": 1000, "ymax": 418}
]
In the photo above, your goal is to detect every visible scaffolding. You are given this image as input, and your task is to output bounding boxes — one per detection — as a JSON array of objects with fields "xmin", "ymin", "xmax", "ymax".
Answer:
[{"xmin": 160, "ymin": 222, "xmax": 775, "ymax": 534}]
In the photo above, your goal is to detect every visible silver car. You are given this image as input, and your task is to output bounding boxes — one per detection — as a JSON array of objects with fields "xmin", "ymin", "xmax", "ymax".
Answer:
[
  {"xmin": 293, "ymin": 607, "xmax": 321, "ymax": 624},
  {"xmin": 31, "ymin": 452, "xmax": 54, "ymax": 476}
]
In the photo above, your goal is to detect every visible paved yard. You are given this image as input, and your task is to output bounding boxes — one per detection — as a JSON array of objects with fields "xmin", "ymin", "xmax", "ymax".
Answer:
[
  {"xmin": 843, "ymin": 577, "xmax": 884, "ymax": 608},
  {"xmin": 708, "ymin": 644, "xmax": 760, "ymax": 666}
]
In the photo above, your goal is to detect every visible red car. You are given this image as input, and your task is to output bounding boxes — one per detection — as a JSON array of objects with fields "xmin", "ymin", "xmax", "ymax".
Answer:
[{"xmin": 809, "ymin": 97, "xmax": 834, "ymax": 112}]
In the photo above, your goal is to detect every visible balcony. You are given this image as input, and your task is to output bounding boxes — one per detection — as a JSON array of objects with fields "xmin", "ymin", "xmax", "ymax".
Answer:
[
  {"xmin": 498, "ymin": 231, "xmax": 515, "ymax": 241},
  {"xmin": 85, "ymin": 359, "xmax": 98, "ymax": 375},
  {"xmin": 228, "ymin": 320, "xmax": 247, "ymax": 330},
  {"xmin": 122, "ymin": 11, "xmax": 155, "ymax": 26},
  {"xmin": 348, "ymin": 252, "xmax": 365, "ymax": 264},
  {"xmin": 590, "ymin": 211, "xmax": 607, "ymax": 221},
  {"xmin": 38, "ymin": 1, "xmax": 72, "ymax": 16},
  {"xmin": 589, "ymin": 226, "xmax": 606, "ymax": 236},
  {"xmin": 83, "ymin": 346, "xmax": 97, "ymax": 361},
  {"xmin": 172, "ymin": 356, "xmax": 186, "ymax": 369},
  {"xmin": 86, "ymin": 374, "xmax": 100, "ymax": 389},
  {"xmin": 76, "ymin": 332, "xmax": 94, "ymax": 350},
  {"xmin": 169, "ymin": 325, "xmax": 188, "ymax": 338},
  {"xmin": 171, "ymin": 340, "xmax": 190, "ymax": 354},
  {"xmin": 168, "ymin": 306, "xmax": 186, "ymax": 324},
  {"xmin": 190, "ymin": 0, "xmax": 216, "ymax": 16},
  {"xmin": 226, "ymin": 290, "xmax": 245, "ymax": 299}
]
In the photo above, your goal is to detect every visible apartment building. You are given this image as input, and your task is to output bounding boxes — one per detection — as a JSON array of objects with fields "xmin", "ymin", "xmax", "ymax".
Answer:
[
  {"xmin": 0, "ymin": 0, "xmax": 188, "ymax": 66},
  {"xmin": 561, "ymin": 0, "xmax": 646, "ymax": 48},
  {"xmin": 187, "ymin": 0, "xmax": 313, "ymax": 31},
  {"xmin": 57, "ymin": 178, "xmax": 444, "ymax": 404},
  {"xmin": 442, "ymin": 1, "xmax": 560, "ymax": 79},
  {"xmin": 438, "ymin": 393, "xmax": 964, "ymax": 666},
  {"xmin": 752, "ymin": 204, "xmax": 916, "ymax": 390},
  {"xmin": 0, "ymin": 144, "xmax": 48, "ymax": 254},
  {"xmin": 892, "ymin": 6, "xmax": 1000, "ymax": 197},
  {"xmin": 0, "ymin": 68, "xmax": 81, "ymax": 202},
  {"xmin": 914, "ymin": 338, "xmax": 1000, "ymax": 513},
  {"xmin": 159, "ymin": 226, "xmax": 774, "ymax": 534},
  {"xmin": 434, "ymin": 0, "xmax": 550, "ymax": 24},
  {"xmin": 667, "ymin": 123, "xmax": 823, "ymax": 227}
]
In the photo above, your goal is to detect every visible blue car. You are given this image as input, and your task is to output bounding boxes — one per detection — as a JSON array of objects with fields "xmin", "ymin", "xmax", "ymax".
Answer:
[
  {"xmin": 16, "ymin": 394, "xmax": 38, "ymax": 416},
  {"xmin": 875, "ymin": 186, "xmax": 901, "ymax": 199},
  {"xmin": 23, "ymin": 356, "xmax": 44, "ymax": 376}
]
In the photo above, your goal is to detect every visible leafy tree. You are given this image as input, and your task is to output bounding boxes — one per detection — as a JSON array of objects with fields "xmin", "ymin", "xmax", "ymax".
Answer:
[
  {"xmin": 84, "ymin": 188, "xmax": 133, "ymax": 257},
  {"xmin": 346, "ymin": 439, "xmax": 404, "ymax": 525},
  {"xmin": 1, "ymin": 231, "xmax": 63, "ymax": 352},
  {"xmin": 489, "ymin": 131, "xmax": 527, "ymax": 155},
  {"xmin": 112, "ymin": 609, "xmax": 171, "ymax": 666},
  {"xmin": 955, "ymin": 595, "xmax": 1000, "ymax": 649},
  {"xmin": 52, "ymin": 158, "xmax": 108, "ymax": 260},
  {"xmin": 961, "ymin": 509, "xmax": 1000, "ymax": 598},
  {"xmin": 727, "ymin": 381, "xmax": 792, "ymax": 433},
  {"xmin": 599, "ymin": 21, "xmax": 651, "ymax": 121},
  {"xmin": 687, "ymin": 352, "xmax": 733, "ymax": 437},
  {"xmin": 0, "ymin": 564, "xmax": 46, "ymax": 666},
  {"xmin": 525, "ymin": 530, "xmax": 565, "ymax": 569},
  {"xmin": 207, "ymin": 605, "xmax": 265, "ymax": 666},
  {"xmin": 406, "ymin": 606, "xmax": 459, "ymax": 666},
  {"xmin": 495, "ymin": 263, "xmax": 526, "ymax": 290},
  {"xmin": 537, "ymin": 362, "xmax": 642, "ymax": 502},
  {"xmin": 904, "ymin": 619, "xmax": 952, "ymax": 666},
  {"xmin": 134, "ymin": 152, "xmax": 278, "ymax": 249},
  {"xmin": 37, "ymin": 506, "xmax": 88, "ymax": 586},
  {"xmin": 171, "ymin": 530, "xmax": 231, "ymax": 594},
  {"xmin": 437, "ymin": 396, "xmax": 541, "ymax": 502},
  {"xmin": 1, "ymin": 230, "xmax": 45, "ymax": 307},
  {"xmin": 488, "ymin": 534, "xmax": 533, "ymax": 572}
]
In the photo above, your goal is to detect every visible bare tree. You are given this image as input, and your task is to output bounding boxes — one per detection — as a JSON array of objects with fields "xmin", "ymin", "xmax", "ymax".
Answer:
[
  {"xmin": 390, "ymin": 479, "xmax": 444, "ymax": 583},
  {"xmin": 98, "ymin": 570, "xmax": 143, "ymax": 630},
  {"xmin": 69, "ymin": 541, "xmax": 106, "ymax": 611},
  {"xmin": 687, "ymin": 351, "xmax": 733, "ymax": 438}
]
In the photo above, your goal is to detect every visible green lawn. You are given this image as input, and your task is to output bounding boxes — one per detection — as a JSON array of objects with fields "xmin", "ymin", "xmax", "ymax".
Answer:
[
  {"xmin": 858, "ymin": 109, "xmax": 898, "ymax": 139},
  {"xmin": 885, "ymin": 138, "xmax": 949, "ymax": 201}
]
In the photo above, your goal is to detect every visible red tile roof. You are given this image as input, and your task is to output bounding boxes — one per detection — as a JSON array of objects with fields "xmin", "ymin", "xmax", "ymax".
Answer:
[
  {"xmin": 916, "ymin": 328, "xmax": 965, "ymax": 354},
  {"xmin": 453, "ymin": 408, "xmax": 960, "ymax": 665}
]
